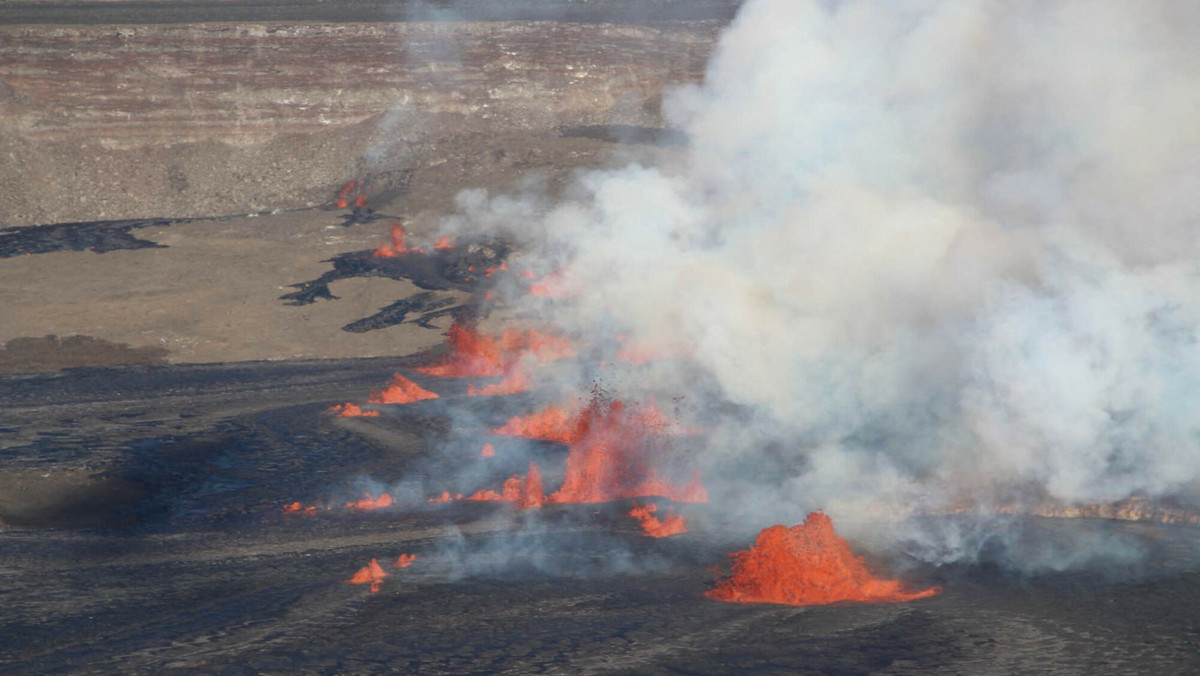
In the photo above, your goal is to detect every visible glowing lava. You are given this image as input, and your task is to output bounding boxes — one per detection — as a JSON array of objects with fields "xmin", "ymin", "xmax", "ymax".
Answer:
[
  {"xmin": 282, "ymin": 501, "xmax": 319, "ymax": 516},
  {"xmin": 336, "ymin": 180, "xmax": 366, "ymax": 209},
  {"xmin": 466, "ymin": 462, "xmax": 545, "ymax": 509},
  {"xmin": 345, "ymin": 493, "xmax": 394, "ymax": 511},
  {"xmin": 348, "ymin": 558, "xmax": 388, "ymax": 593},
  {"xmin": 480, "ymin": 443, "xmax": 496, "ymax": 458},
  {"xmin": 494, "ymin": 400, "xmax": 707, "ymax": 504},
  {"xmin": 417, "ymin": 324, "xmax": 571, "ymax": 379},
  {"xmin": 329, "ymin": 403, "xmax": 380, "ymax": 418},
  {"xmin": 707, "ymin": 512, "xmax": 940, "ymax": 607},
  {"xmin": 434, "ymin": 236, "xmax": 454, "ymax": 250},
  {"xmin": 467, "ymin": 367, "xmax": 532, "ymax": 396},
  {"xmin": 629, "ymin": 502, "xmax": 688, "ymax": 538},
  {"xmin": 368, "ymin": 373, "xmax": 439, "ymax": 405},
  {"xmin": 492, "ymin": 406, "xmax": 576, "ymax": 444},
  {"xmin": 393, "ymin": 554, "xmax": 416, "ymax": 568},
  {"xmin": 374, "ymin": 223, "xmax": 414, "ymax": 258}
]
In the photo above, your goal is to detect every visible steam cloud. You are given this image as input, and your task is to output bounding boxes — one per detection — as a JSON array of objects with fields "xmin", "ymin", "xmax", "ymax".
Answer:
[{"xmin": 431, "ymin": 0, "xmax": 1200, "ymax": 564}]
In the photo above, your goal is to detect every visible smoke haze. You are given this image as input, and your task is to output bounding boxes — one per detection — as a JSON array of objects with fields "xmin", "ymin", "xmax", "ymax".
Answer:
[{"xmin": 430, "ymin": 0, "xmax": 1200, "ymax": 565}]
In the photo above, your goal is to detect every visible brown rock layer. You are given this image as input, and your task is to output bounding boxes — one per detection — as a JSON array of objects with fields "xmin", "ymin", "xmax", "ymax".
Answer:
[{"xmin": 0, "ymin": 21, "xmax": 719, "ymax": 225}]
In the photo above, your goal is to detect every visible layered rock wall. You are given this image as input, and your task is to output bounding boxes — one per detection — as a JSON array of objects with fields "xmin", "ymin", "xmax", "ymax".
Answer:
[{"xmin": 0, "ymin": 21, "xmax": 720, "ymax": 225}]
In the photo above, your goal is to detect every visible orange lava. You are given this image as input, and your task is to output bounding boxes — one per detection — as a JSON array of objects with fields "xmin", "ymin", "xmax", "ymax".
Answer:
[
  {"xmin": 494, "ymin": 400, "xmax": 707, "ymax": 505},
  {"xmin": 329, "ymin": 403, "xmax": 380, "ymax": 418},
  {"xmin": 368, "ymin": 373, "xmax": 439, "ymax": 405},
  {"xmin": 467, "ymin": 367, "xmax": 532, "ymax": 396},
  {"xmin": 348, "ymin": 558, "xmax": 388, "ymax": 593},
  {"xmin": 336, "ymin": 180, "xmax": 363, "ymax": 209},
  {"xmin": 706, "ymin": 512, "xmax": 940, "ymax": 607},
  {"xmin": 345, "ymin": 492, "xmax": 394, "ymax": 511},
  {"xmin": 393, "ymin": 554, "xmax": 416, "ymax": 569},
  {"xmin": 492, "ymin": 406, "xmax": 577, "ymax": 444},
  {"xmin": 374, "ymin": 224, "xmax": 412, "ymax": 258},
  {"xmin": 427, "ymin": 491, "xmax": 462, "ymax": 503},
  {"xmin": 480, "ymin": 443, "xmax": 496, "ymax": 458},
  {"xmin": 434, "ymin": 236, "xmax": 454, "ymax": 249},
  {"xmin": 417, "ymin": 324, "xmax": 572, "ymax": 379},
  {"xmin": 466, "ymin": 462, "xmax": 545, "ymax": 509},
  {"xmin": 282, "ymin": 501, "xmax": 319, "ymax": 516},
  {"xmin": 629, "ymin": 502, "xmax": 688, "ymax": 538}
]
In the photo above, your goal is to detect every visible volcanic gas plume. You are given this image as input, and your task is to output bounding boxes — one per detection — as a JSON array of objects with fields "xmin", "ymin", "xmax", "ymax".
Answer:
[
  {"xmin": 425, "ymin": 0, "xmax": 1200, "ymax": 569},
  {"xmin": 708, "ymin": 512, "xmax": 939, "ymax": 606}
]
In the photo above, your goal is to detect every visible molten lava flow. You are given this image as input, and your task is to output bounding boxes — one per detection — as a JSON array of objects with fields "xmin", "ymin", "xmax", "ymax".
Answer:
[
  {"xmin": 494, "ymin": 400, "xmax": 707, "ymax": 504},
  {"xmin": 348, "ymin": 558, "xmax": 388, "ymax": 593},
  {"xmin": 629, "ymin": 502, "xmax": 689, "ymax": 538},
  {"xmin": 329, "ymin": 403, "xmax": 380, "ymax": 418},
  {"xmin": 480, "ymin": 443, "xmax": 496, "ymax": 458},
  {"xmin": 427, "ymin": 491, "xmax": 463, "ymax": 503},
  {"xmin": 283, "ymin": 501, "xmax": 319, "ymax": 516},
  {"xmin": 492, "ymin": 406, "xmax": 577, "ymax": 444},
  {"xmin": 707, "ymin": 512, "xmax": 940, "ymax": 607},
  {"xmin": 393, "ymin": 554, "xmax": 416, "ymax": 568},
  {"xmin": 368, "ymin": 373, "xmax": 439, "ymax": 405},
  {"xmin": 417, "ymin": 324, "xmax": 572, "ymax": 379},
  {"xmin": 345, "ymin": 492, "xmax": 394, "ymax": 511},
  {"xmin": 434, "ymin": 236, "xmax": 454, "ymax": 250},
  {"xmin": 466, "ymin": 462, "xmax": 545, "ymax": 509},
  {"xmin": 374, "ymin": 224, "xmax": 412, "ymax": 258},
  {"xmin": 467, "ymin": 367, "xmax": 532, "ymax": 396}
]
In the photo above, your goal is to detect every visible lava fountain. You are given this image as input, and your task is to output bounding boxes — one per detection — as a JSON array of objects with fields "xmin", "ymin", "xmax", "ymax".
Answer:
[
  {"xmin": 368, "ymin": 373, "xmax": 439, "ymax": 405},
  {"xmin": 629, "ymin": 502, "xmax": 688, "ymax": 538},
  {"xmin": 707, "ymin": 512, "xmax": 939, "ymax": 606}
]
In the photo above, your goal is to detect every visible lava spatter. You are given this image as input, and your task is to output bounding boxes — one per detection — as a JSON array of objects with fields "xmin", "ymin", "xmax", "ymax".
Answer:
[
  {"xmin": 329, "ymin": 402, "xmax": 380, "ymax": 418},
  {"xmin": 368, "ymin": 373, "xmax": 439, "ymax": 405},
  {"xmin": 348, "ymin": 558, "xmax": 388, "ymax": 593},
  {"xmin": 629, "ymin": 502, "xmax": 688, "ymax": 537},
  {"xmin": 345, "ymin": 493, "xmax": 394, "ymax": 511},
  {"xmin": 494, "ymin": 400, "xmax": 707, "ymax": 504},
  {"xmin": 465, "ymin": 462, "xmax": 545, "ymax": 509},
  {"xmin": 707, "ymin": 512, "xmax": 939, "ymax": 607}
]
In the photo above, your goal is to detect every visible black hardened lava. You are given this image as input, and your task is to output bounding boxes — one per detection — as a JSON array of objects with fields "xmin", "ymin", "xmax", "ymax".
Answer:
[
  {"xmin": 3, "ymin": 356, "xmax": 1200, "ymax": 674},
  {"xmin": 281, "ymin": 239, "xmax": 511, "ymax": 332},
  {"xmin": 342, "ymin": 292, "xmax": 460, "ymax": 333},
  {"xmin": 0, "ymin": 218, "xmax": 178, "ymax": 258}
]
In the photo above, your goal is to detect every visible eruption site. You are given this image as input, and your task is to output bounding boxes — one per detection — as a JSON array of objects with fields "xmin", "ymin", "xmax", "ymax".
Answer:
[
  {"xmin": 707, "ymin": 513, "xmax": 940, "ymax": 607},
  {"xmin": 629, "ymin": 502, "xmax": 689, "ymax": 538},
  {"xmin": 7, "ymin": 0, "xmax": 1200, "ymax": 671},
  {"xmin": 368, "ymin": 373, "xmax": 439, "ymax": 405}
]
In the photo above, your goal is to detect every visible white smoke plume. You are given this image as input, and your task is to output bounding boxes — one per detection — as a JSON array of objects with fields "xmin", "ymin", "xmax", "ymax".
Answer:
[{"xmin": 433, "ymin": 0, "xmax": 1200, "ymax": 563}]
